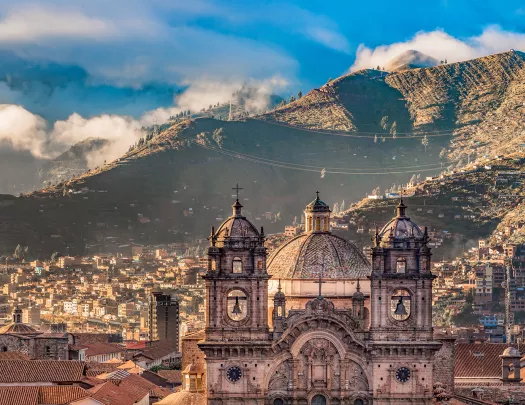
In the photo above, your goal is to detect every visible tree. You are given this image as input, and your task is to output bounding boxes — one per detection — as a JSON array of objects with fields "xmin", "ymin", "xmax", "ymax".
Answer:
[
  {"xmin": 377, "ymin": 65, "xmax": 380, "ymax": 70},
  {"xmin": 289, "ymin": 95, "xmax": 296, "ymax": 103},
  {"xmin": 13, "ymin": 244, "xmax": 24, "ymax": 260},
  {"xmin": 297, "ymin": 91, "xmax": 303, "ymax": 99},
  {"xmin": 380, "ymin": 116, "xmax": 389, "ymax": 131},
  {"xmin": 390, "ymin": 121, "xmax": 397, "ymax": 138},
  {"xmin": 51, "ymin": 252, "xmax": 63, "ymax": 262}
]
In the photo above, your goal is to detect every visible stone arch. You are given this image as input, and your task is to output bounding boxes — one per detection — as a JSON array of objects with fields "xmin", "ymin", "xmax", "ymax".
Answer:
[
  {"xmin": 290, "ymin": 330, "xmax": 347, "ymax": 359},
  {"xmin": 274, "ymin": 316, "xmax": 364, "ymax": 355},
  {"xmin": 263, "ymin": 351, "xmax": 293, "ymax": 391}
]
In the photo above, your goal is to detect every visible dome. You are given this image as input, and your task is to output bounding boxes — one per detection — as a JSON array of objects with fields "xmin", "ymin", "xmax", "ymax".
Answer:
[
  {"xmin": 306, "ymin": 192, "xmax": 330, "ymax": 213},
  {"xmin": 214, "ymin": 200, "xmax": 259, "ymax": 240},
  {"xmin": 0, "ymin": 322, "xmax": 38, "ymax": 335},
  {"xmin": 267, "ymin": 232, "xmax": 370, "ymax": 279},
  {"xmin": 502, "ymin": 347, "xmax": 520, "ymax": 357},
  {"xmin": 378, "ymin": 200, "xmax": 424, "ymax": 242}
]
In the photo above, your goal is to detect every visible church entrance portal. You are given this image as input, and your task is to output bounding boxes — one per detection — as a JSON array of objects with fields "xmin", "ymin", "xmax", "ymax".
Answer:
[{"xmin": 311, "ymin": 394, "xmax": 327, "ymax": 405}]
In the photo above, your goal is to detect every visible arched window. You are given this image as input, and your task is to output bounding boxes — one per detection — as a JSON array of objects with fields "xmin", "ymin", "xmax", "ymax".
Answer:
[
  {"xmin": 323, "ymin": 218, "xmax": 328, "ymax": 231},
  {"xmin": 315, "ymin": 217, "xmax": 321, "ymax": 231},
  {"xmin": 354, "ymin": 399, "xmax": 364, "ymax": 405},
  {"xmin": 1, "ymin": 347, "xmax": 7, "ymax": 352},
  {"xmin": 396, "ymin": 258, "xmax": 406, "ymax": 273},
  {"xmin": 257, "ymin": 259, "xmax": 263, "ymax": 270},
  {"xmin": 311, "ymin": 395, "xmax": 326, "ymax": 405},
  {"xmin": 277, "ymin": 306, "xmax": 282, "ymax": 317},
  {"xmin": 273, "ymin": 399, "xmax": 284, "ymax": 405},
  {"xmin": 307, "ymin": 217, "xmax": 313, "ymax": 232},
  {"xmin": 232, "ymin": 257, "xmax": 242, "ymax": 273},
  {"xmin": 211, "ymin": 260, "xmax": 216, "ymax": 271}
]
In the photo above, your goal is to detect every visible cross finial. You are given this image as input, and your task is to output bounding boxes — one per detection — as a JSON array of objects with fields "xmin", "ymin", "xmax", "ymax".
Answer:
[
  {"xmin": 232, "ymin": 183, "xmax": 243, "ymax": 200},
  {"xmin": 314, "ymin": 273, "xmax": 326, "ymax": 298},
  {"xmin": 316, "ymin": 191, "xmax": 320, "ymax": 199},
  {"xmin": 356, "ymin": 278, "xmax": 361, "ymax": 292}
]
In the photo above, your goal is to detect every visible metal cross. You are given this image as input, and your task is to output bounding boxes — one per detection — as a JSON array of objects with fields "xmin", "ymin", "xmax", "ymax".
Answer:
[
  {"xmin": 316, "ymin": 191, "xmax": 320, "ymax": 199},
  {"xmin": 314, "ymin": 273, "xmax": 325, "ymax": 297},
  {"xmin": 232, "ymin": 183, "xmax": 243, "ymax": 200}
]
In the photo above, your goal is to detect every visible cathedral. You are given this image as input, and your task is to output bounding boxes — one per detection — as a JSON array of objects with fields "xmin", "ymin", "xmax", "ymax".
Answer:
[{"xmin": 198, "ymin": 193, "xmax": 453, "ymax": 405}]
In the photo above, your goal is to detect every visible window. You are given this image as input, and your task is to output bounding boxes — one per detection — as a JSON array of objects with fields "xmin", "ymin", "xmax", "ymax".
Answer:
[
  {"xmin": 354, "ymin": 400, "xmax": 364, "ymax": 405},
  {"xmin": 1, "ymin": 347, "xmax": 6, "ymax": 352},
  {"xmin": 45, "ymin": 346, "xmax": 51, "ymax": 356},
  {"xmin": 257, "ymin": 259, "xmax": 263, "ymax": 270},
  {"xmin": 232, "ymin": 257, "xmax": 242, "ymax": 273},
  {"xmin": 307, "ymin": 217, "xmax": 313, "ymax": 232},
  {"xmin": 273, "ymin": 399, "xmax": 284, "ymax": 405},
  {"xmin": 396, "ymin": 258, "xmax": 406, "ymax": 274},
  {"xmin": 277, "ymin": 306, "xmax": 282, "ymax": 317},
  {"xmin": 211, "ymin": 260, "xmax": 216, "ymax": 271},
  {"xmin": 315, "ymin": 217, "xmax": 321, "ymax": 231}
]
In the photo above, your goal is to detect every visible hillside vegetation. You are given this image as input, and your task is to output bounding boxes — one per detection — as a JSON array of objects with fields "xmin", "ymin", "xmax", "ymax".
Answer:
[{"xmin": 1, "ymin": 51, "xmax": 525, "ymax": 257}]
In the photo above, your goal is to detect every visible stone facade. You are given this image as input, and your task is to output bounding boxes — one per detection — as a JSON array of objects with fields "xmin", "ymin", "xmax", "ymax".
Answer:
[
  {"xmin": 200, "ymin": 198, "xmax": 449, "ymax": 405},
  {"xmin": 0, "ymin": 333, "xmax": 70, "ymax": 360},
  {"xmin": 432, "ymin": 336, "xmax": 456, "ymax": 395}
]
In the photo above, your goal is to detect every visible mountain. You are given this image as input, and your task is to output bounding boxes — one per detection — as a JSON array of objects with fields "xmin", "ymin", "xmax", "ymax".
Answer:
[
  {"xmin": 261, "ymin": 50, "xmax": 525, "ymax": 162},
  {"xmin": 1, "ymin": 51, "xmax": 525, "ymax": 257},
  {"xmin": 39, "ymin": 138, "xmax": 112, "ymax": 184},
  {"xmin": 384, "ymin": 50, "xmax": 439, "ymax": 71},
  {"xmin": 336, "ymin": 153, "xmax": 525, "ymax": 258}
]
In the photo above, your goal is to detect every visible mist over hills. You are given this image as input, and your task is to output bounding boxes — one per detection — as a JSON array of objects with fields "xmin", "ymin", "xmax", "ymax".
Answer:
[{"xmin": 0, "ymin": 50, "xmax": 524, "ymax": 257}]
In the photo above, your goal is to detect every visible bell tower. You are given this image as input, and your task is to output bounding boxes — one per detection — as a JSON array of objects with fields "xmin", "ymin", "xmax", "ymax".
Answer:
[
  {"xmin": 368, "ymin": 199, "xmax": 441, "ymax": 404},
  {"xmin": 199, "ymin": 189, "xmax": 272, "ymax": 403}
]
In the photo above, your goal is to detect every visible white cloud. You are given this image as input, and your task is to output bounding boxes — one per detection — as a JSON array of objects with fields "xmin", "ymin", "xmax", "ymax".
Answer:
[
  {"xmin": 0, "ymin": 104, "xmax": 48, "ymax": 157},
  {"xmin": 0, "ymin": 6, "xmax": 116, "ymax": 42},
  {"xmin": 300, "ymin": 26, "xmax": 350, "ymax": 54},
  {"xmin": 0, "ymin": 2, "xmax": 297, "ymax": 88},
  {"xmin": 350, "ymin": 26, "xmax": 525, "ymax": 72},
  {"xmin": 0, "ymin": 77, "xmax": 287, "ymax": 168}
]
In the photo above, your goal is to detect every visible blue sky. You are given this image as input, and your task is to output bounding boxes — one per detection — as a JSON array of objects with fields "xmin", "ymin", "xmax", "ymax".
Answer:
[
  {"xmin": 1, "ymin": 0, "xmax": 524, "ymax": 91},
  {"xmin": 0, "ymin": 0, "xmax": 524, "ymax": 161}
]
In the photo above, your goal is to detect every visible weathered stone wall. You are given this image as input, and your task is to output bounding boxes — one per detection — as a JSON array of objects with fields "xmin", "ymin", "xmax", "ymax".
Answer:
[
  {"xmin": 0, "ymin": 334, "xmax": 68, "ymax": 360},
  {"xmin": 456, "ymin": 384, "xmax": 525, "ymax": 403},
  {"xmin": 182, "ymin": 332, "xmax": 206, "ymax": 388},
  {"xmin": 433, "ymin": 337, "xmax": 455, "ymax": 394}
]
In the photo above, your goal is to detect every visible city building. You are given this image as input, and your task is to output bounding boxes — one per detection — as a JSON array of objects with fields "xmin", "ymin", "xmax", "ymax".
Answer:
[
  {"xmin": 198, "ymin": 195, "xmax": 452, "ymax": 404},
  {"xmin": 149, "ymin": 290, "xmax": 180, "ymax": 351}
]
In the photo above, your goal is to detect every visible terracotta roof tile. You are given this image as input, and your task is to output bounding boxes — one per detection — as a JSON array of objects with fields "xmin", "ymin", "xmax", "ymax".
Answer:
[
  {"xmin": 37, "ymin": 386, "xmax": 89, "ymax": 404},
  {"xmin": 0, "ymin": 386, "xmax": 89, "ymax": 405},
  {"xmin": 90, "ymin": 374, "xmax": 155, "ymax": 405},
  {"xmin": 84, "ymin": 343, "xmax": 123, "ymax": 357},
  {"xmin": 157, "ymin": 370, "xmax": 182, "ymax": 384},
  {"xmin": 0, "ymin": 351, "xmax": 30, "ymax": 360},
  {"xmin": 134, "ymin": 341, "xmax": 178, "ymax": 361},
  {"xmin": 455, "ymin": 343, "xmax": 518, "ymax": 378},
  {"xmin": 0, "ymin": 360, "xmax": 85, "ymax": 383},
  {"xmin": 0, "ymin": 387, "xmax": 38, "ymax": 405}
]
